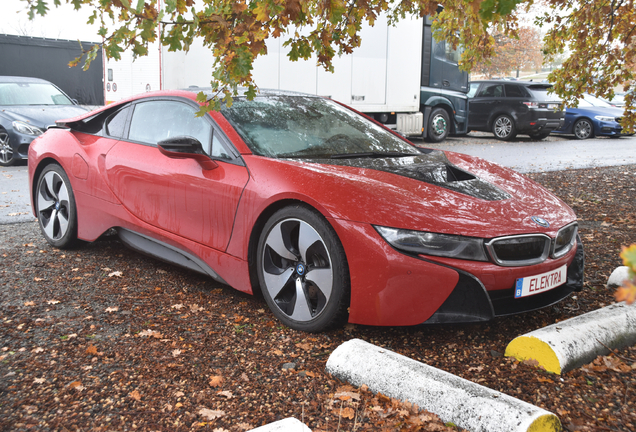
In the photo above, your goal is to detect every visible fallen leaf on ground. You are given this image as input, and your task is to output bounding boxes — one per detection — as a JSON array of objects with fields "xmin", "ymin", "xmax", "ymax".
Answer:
[
  {"xmin": 209, "ymin": 376, "xmax": 223, "ymax": 387},
  {"xmin": 198, "ymin": 408, "xmax": 225, "ymax": 420}
]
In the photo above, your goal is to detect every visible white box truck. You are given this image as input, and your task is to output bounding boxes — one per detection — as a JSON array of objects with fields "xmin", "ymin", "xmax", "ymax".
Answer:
[{"xmin": 104, "ymin": 15, "xmax": 469, "ymax": 142}]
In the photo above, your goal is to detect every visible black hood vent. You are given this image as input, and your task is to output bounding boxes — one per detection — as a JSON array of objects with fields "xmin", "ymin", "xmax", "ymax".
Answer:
[{"xmin": 301, "ymin": 150, "xmax": 511, "ymax": 201}]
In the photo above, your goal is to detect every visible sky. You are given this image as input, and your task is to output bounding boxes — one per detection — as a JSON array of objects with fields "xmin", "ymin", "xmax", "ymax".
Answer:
[{"xmin": 0, "ymin": 0, "xmax": 101, "ymax": 42}]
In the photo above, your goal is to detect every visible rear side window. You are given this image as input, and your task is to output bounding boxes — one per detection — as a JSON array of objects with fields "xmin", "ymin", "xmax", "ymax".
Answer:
[
  {"xmin": 105, "ymin": 106, "xmax": 130, "ymax": 138},
  {"xmin": 504, "ymin": 84, "xmax": 529, "ymax": 98},
  {"xmin": 526, "ymin": 85, "xmax": 558, "ymax": 101},
  {"xmin": 476, "ymin": 84, "xmax": 503, "ymax": 98}
]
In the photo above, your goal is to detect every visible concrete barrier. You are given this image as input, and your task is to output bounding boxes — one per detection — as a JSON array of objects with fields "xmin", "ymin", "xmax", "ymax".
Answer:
[
  {"xmin": 326, "ymin": 338, "xmax": 561, "ymax": 432},
  {"xmin": 248, "ymin": 417, "xmax": 311, "ymax": 432},
  {"xmin": 505, "ymin": 302, "xmax": 636, "ymax": 374}
]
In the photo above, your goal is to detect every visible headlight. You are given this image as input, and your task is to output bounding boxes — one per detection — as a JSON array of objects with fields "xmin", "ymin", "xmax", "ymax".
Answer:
[
  {"xmin": 553, "ymin": 222, "xmax": 578, "ymax": 258},
  {"xmin": 594, "ymin": 115, "xmax": 615, "ymax": 122},
  {"xmin": 374, "ymin": 226, "xmax": 488, "ymax": 261},
  {"xmin": 12, "ymin": 121, "xmax": 44, "ymax": 136}
]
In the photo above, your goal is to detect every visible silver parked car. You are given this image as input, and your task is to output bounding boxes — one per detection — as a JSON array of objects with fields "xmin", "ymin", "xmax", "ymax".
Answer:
[{"xmin": 0, "ymin": 76, "xmax": 88, "ymax": 166}]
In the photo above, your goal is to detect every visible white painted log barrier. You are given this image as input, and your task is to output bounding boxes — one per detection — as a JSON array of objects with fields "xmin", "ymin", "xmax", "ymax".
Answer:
[
  {"xmin": 326, "ymin": 338, "xmax": 561, "ymax": 432},
  {"xmin": 248, "ymin": 417, "xmax": 311, "ymax": 432},
  {"xmin": 505, "ymin": 302, "xmax": 636, "ymax": 374}
]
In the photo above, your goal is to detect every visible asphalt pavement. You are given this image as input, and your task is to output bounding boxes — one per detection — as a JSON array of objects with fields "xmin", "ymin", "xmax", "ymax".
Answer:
[{"xmin": 1, "ymin": 133, "xmax": 635, "ymax": 225}]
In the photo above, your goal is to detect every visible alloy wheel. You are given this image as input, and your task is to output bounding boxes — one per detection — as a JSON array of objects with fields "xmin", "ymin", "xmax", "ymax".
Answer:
[
  {"xmin": 493, "ymin": 116, "xmax": 513, "ymax": 138},
  {"xmin": 574, "ymin": 119, "xmax": 593, "ymax": 139},
  {"xmin": 37, "ymin": 170, "xmax": 72, "ymax": 241},
  {"xmin": 0, "ymin": 131, "xmax": 14, "ymax": 165},
  {"xmin": 261, "ymin": 218, "xmax": 333, "ymax": 322}
]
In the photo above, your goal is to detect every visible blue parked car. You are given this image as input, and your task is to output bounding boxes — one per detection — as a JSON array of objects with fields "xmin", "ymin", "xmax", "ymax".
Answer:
[{"xmin": 553, "ymin": 94, "xmax": 627, "ymax": 140}]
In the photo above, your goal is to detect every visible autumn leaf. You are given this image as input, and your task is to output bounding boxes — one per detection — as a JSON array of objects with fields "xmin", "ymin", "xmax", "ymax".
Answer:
[
  {"xmin": 341, "ymin": 406, "xmax": 355, "ymax": 419},
  {"xmin": 138, "ymin": 329, "xmax": 163, "ymax": 338},
  {"xmin": 24, "ymin": 301, "xmax": 35, "ymax": 306},
  {"xmin": 172, "ymin": 349, "xmax": 182, "ymax": 357},
  {"xmin": 105, "ymin": 306, "xmax": 119, "ymax": 313},
  {"xmin": 171, "ymin": 304, "xmax": 184, "ymax": 310},
  {"xmin": 296, "ymin": 342, "xmax": 312, "ymax": 351},
  {"xmin": 47, "ymin": 300, "xmax": 60, "ymax": 305},
  {"xmin": 130, "ymin": 390, "xmax": 142, "ymax": 401},
  {"xmin": 217, "ymin": 390, "xmax": 233, "ymax": 399},
  {"xmin": 108, "ymin": 271, "xmax": 123, "ymax": 277},
  {"xmin": 208, "ymin": 375, "xmax": 224, "ymax": 387},
  {"xmin": 68, "ymin": 380, "xmax": 84, "ymax": 391},
  {"xmin": 198, "ymin": 408, "xmax": 225, "ymax": 420}
]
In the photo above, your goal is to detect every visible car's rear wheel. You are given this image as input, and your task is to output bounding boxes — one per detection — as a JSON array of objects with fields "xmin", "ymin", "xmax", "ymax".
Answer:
[
  {"xmin": 425, "ymin": 108, "xmax": 450, "ymax": 143},
  {"xmin": 573, "ymin": 119, "xmax": 594, "ymax": 140},
  {"xmin": 35, "ymin": 164, "xmax": 79, "ymax": 249},
  {"xmin": 256, "ymin": 205, "xmax": 350, "ymax": 332},
  {"xmin": 492, "ymin": 115, "xmax": 517, "ymax": 140},
  {"xmin": 0, "ymin": 129, "xmax": 16, "ymax": 167}
]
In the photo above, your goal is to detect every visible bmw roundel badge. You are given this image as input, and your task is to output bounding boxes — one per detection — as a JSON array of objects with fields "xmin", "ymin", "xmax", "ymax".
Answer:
[
  {"xmin": 531, "ymin": 216, "xmax": 550, "ymax": 228},
  {"xmin": 296, "ymin": 263, "xmax": 306, "ymax": 276}
]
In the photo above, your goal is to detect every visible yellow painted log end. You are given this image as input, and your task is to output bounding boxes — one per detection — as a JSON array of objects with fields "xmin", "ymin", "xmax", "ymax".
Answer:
[
  {"xmin": 505, "ymin": 336, "xmax": 562, "ymax": 375},
  {"xmin": 527, "ymin": 413, "xmax": 562, "ymax": 432}
]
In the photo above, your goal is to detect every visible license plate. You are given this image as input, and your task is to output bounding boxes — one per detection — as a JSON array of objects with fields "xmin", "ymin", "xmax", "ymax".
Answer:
[
  {"xmin": 547, "ymin": 103, "xmax": 560, "ymax": 109},
  {"xmin": 515, "ymin": 265, "xmax": 567, "ymax": 298}
]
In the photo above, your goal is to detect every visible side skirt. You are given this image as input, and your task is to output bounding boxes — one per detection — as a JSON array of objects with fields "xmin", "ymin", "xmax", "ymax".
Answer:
[{"xmin": 116, "ymin": 228, "xmax": 227, "ymax": 285}]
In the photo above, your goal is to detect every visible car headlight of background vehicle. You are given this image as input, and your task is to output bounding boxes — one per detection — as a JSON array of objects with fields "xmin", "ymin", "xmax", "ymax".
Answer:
[
  {"xmin": 374, "ymin": 226, "xmax": 489, "ymax": 261},
  {"xmin": 12, "ymin": 121, "xmax": 44, "ymax": 136},
  {"xmin": 594, "ymin": 115, "xmax": 615, "ymax": 122}
]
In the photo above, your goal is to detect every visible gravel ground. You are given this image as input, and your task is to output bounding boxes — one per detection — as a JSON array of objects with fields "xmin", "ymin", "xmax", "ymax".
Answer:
[{"xmin": 1, "ymin": 164, "xmax": 635, "ymax": 431}]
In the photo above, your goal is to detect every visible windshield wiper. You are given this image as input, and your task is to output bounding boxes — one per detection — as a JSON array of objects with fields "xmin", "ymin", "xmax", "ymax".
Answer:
[{"xmin": 330, "ymin": 151, "xmax": 417, "ymax": 159}]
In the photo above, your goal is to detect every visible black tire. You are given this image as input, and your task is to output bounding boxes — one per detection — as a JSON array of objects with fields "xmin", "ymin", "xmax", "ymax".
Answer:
[
  {"xmin": 35, "ymin": 164, "xmax": 79, "ymax": 249},
  {"xmin": 573, "ymin": 119, "xmax": 594, "ymax": 140},
  {"xmin": 256, "ymin": 205, "xmax": 350, "ymax": 332},
  {"xmin": 492, "ymin": 114, "xmax": 517, "ymax": 140},
  {"xmin": 425, "ymin": 108, "xmax": 450, "ymax": 143},
  {"xmin": 0, "ymin": 128, "xmax": 16, "ymax": 167},
  {"xmin": 529, "ymin": 132, "xmax": 551, "ymax": 140}
]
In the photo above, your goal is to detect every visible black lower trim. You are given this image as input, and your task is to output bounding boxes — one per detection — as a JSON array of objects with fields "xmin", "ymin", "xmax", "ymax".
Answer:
[
  {"xmin": 423, "ymin": 235, "xmax": 585, "ymax": 324},
  {"xmin": 424, "ymin": 271, "xmax": 494, "ymax": 324},
  {"xmin": 116, "ymin": 228, "xmax": 227, "ymax": 284}
]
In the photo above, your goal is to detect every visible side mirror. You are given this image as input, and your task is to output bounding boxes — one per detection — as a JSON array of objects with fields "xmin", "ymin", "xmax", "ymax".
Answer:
[{"xmin": 158, "ymin": 136, "xmax": 218, "ymax": 170}]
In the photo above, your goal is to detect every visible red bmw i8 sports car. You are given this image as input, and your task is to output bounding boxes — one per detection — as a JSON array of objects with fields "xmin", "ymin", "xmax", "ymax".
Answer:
[{"xmin": 28, "ymin": 89, "xmax": 583, "ymax": 332}]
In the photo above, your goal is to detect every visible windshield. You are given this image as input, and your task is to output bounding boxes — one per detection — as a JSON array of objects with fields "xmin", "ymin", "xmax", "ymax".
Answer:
[
  {"xmin": 221, "ymin": 95, "xmax": 420, "ymax": 158},
  {"xmin": 580, "ymin": 94, "xmax": 612, "ymax": 107},
  {"xmin": 0, "ymin": 82, "xmax": 74, "ymax": 106}
]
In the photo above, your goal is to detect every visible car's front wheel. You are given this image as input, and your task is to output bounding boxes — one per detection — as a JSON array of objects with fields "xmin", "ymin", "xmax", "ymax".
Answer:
[
  {"xmin": 492, "ymin": 115, "xmax": 517, "ymax": 140},
  {"xmin": 0, "ymin": 128, "xmax": 16, "ymax": 167},
  {"xmin": 425, "ymin": 108, "xmax": 450, "ymax": 143},
  {"xmin": 35, "ymin": 164, "xmax": 79, "ymax": 249},
  {"xmin": 573, "ymin": 119, "xmax": 594, "ymax": 140},
  {"xmin": 256, "ymin": 205, "xmax": 350, "ymax": 332}
]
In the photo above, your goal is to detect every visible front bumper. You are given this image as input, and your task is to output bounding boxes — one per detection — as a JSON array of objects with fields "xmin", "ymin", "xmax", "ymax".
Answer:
[{"xmin": 424, "ymin": 235, "xmax": 584, "ymax": 324}]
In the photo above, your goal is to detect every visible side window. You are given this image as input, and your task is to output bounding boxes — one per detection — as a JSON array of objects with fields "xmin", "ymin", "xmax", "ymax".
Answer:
[
  {"xmin": 467, "ymin": 83, "xmax": 481, "ymax": 98},
  {"xmin": 105, "ymin": 106, "xmax": 130, "ymax": 138},
  {"xmin": 128, "ymin": 100, "xmax": 211, "ymax": 151},
  {"xmin": 476, "ymin": 84, "xmax": 503, "ymax": 98},
  {"xmin": 209, "ymin": 133, "xmax": 231, "ymax": 159},
  {"xmin": 504, "ymin": 84, "xmax": 527, "ymax": 98}
]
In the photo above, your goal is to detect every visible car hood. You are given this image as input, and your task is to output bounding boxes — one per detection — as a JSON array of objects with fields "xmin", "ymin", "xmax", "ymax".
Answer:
[
  {"xmin": 246, "ymin": 150, "xmax": 576, "ymax": 239},
  {"xmin": 0, "ymin": 105, "xmax": 89, "ymax": 129},
  {"xmin": 566, "ymin": 106, "xmax": 624, "ymax": 117}
]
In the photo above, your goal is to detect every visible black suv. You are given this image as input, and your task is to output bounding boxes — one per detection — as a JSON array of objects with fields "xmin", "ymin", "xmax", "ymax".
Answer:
[{"xmin": 467, "ymin": 81, "xmax": 565, "ymax": 140}]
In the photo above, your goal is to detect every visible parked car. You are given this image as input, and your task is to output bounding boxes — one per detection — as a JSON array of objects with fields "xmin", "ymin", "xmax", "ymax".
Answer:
[
  {"xmin": 28, "ymin": 89, "xmax": 584, "ymax": 332},
  {"xmin": 597, "ymin": 92, "xmax": 626, "ymax": 108},
  {"xmin": 0, "ymin": 76, "xmax": 88, "ymax": 166},
  {"xmin": 553, "ymin": 94, "xmax": 627, "ymax": 140},
  {"xmin": 467, "ymin": 80, "xmax": 565, "ymax": 140}
]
